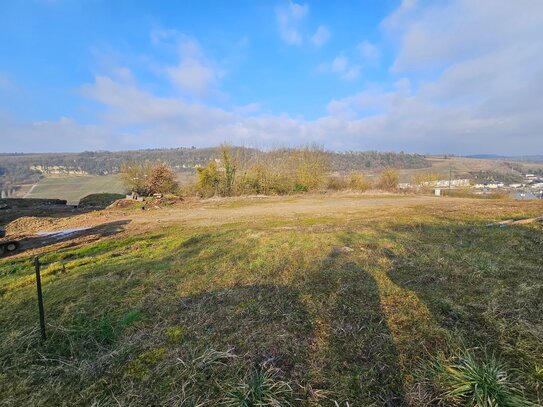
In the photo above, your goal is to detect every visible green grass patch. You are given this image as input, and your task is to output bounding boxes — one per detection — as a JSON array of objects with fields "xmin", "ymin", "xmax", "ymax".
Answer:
[{"xmin": 0, "ymin": 200, "xmax": 542, "ymax": 405}]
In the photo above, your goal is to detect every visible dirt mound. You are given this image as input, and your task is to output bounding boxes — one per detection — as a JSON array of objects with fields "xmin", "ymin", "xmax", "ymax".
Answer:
[
  {"xmin": 107, "ymin": 199, "xmax": 143, "ymax": 210},
  {"xmin": 6, "ymin": 216, "xmax": 60, "ymax": 235},
  {"xmin": 79, "ymin": 193, "xmax": 125, "ymax": 209},
  {"xmin": 107, "ymin": 196, "xmax": 184, "ymax": 210}
]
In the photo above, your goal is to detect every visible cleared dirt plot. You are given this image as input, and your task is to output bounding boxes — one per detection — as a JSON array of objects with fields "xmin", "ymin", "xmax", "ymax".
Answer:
[{"xmin": 1, "ymin": 194, "xmax": 542, "ymax": 406}]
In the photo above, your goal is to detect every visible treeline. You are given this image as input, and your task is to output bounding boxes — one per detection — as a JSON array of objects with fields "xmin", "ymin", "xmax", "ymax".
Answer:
[
  {"xmin": 0, "ymin": 147, "xmax": 429, "ymax": 190},
  {"xmin": 118, "ymin": 146, "xmax": 401, "ymax": 197},
  {"xmin": 329, "ymin": 150, "xmax": 429, "ymax": 172}
]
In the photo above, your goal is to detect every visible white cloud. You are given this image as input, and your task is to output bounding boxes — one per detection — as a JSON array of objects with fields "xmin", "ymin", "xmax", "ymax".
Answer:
[
  {"xmin": 341, "ymin": 66, "xmax": 361, "ymax": 81},
  {"xmin": 234, "ymin": 103, "xmax": 261, "ymax": 115},
  {"xmin": 311, "ymin": 25, "xmax": 330, "ymax": 46},
  {"xmin": 387, "ymin": 1, "xmax": 543, "ymax": 72},
  {"xmin": 381, "ymin": 0, "xmax": 419, "ymax": 31},
  {"xmin": 0, "ymin": 115, "xmax": 115, "ymax": 152},
  {"xmin": 358, "ymin": 41, "xmax": 380, "ymax": 63},
  {"xmin": 276, "ymin": 1, "xmax": 309, "ymax": 45},
  {"xmin": 0, "ymin": 72, "xmax": 16, "ymax": 93},
  {"xmin": 319, "ymin": 56, "xmax": 361, "ymax": 81},
  {"xmin": 164, "ymin": 36, "xmax": 223, "ymax": 99},
  {"xmin": 331, "ymin": 56, "xmax": 348, "ymax": 73},
  {"xmin": 319, "ymin": 0, "xmax": 543, "ymax": 154}
]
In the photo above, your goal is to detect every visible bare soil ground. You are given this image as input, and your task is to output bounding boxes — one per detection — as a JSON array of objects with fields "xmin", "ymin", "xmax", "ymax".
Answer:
[
  {"xmin": 4, "ymin": 193, "xmax": 542, "ymax": 258},
  {"xmin": 4, "ymin": 194, "xmax": 454, "ymax": 237}
]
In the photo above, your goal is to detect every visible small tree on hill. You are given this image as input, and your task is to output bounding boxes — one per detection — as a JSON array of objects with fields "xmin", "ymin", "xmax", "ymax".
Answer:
[
  {"xmin": 292, "ymin": 146, "xmax": 330, "ymax": 191},
  {"xmin": 120, "ymin": 161, "xmax": 152, "ymax": 195},
  {"xmin": 196, "ymin": 162, "xmax": 221, "ymax": 197},
  {"xmin": 220, "ymin": 144, "xmax": 237, "ymax": 196},
  {"xmin": 120, "ymin": 161, "xmax": 178, "ymax": 196},
  {"xmin": 147, "ymin": 163, "xmax": 178, "ymax": 195},
  {"xmin": 377, "ymin": 168, "xmax": 399, "ymax": 191}
]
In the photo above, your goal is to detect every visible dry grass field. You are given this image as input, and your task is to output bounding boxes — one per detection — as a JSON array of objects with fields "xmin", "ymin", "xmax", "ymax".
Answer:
[{"xmin": 1, "ymin": 193, "xmax": 542, "ymax": 406}]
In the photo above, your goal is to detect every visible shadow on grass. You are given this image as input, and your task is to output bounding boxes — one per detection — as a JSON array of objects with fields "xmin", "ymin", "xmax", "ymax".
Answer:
[
  {"xmin": 385, "ymin": 221, "xmax": 543, "ymax": 387},
  {"xmin": 2, "ymin": 228, "xmax": 409, "ymax": 405},
  {"xmin": 300, "ymin": 248, "xmax": 407, "ymax": 406}
]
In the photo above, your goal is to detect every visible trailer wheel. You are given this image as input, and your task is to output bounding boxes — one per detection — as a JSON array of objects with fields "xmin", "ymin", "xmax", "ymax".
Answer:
[{"xmin": 5, "ymin": 242, "xmax": 18, "ymax": 252}]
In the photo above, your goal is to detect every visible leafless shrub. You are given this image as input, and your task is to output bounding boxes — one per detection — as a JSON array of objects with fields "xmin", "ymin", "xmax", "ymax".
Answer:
[
  {"xmin": 195, "ymin": 145, "xmax": 330, "ymax": 197},
  {"xmin": 377, "ymin": 168, "xmax": 400, "ymax": 191},
  {"xmin": 349, "ymin": 172, "xmax": 372, "ymax": 191}
]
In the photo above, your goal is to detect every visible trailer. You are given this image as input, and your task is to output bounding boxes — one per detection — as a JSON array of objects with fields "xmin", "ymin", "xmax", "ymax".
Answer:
[{"xmin": 0, "ymin": 228, "xmax": 19, "ymax": 255}]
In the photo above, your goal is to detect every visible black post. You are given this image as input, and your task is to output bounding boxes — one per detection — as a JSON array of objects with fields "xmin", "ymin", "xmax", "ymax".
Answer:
[
  {"xmin": 449, "ymin": 164, "xmax": 452, "ymax": 194},
  {"xmin": 34, "ymin": 256, "xmax": 46, "ymax": 340}
]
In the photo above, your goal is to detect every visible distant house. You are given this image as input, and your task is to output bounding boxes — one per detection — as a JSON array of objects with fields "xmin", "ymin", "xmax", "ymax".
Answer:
[
  {"xmin": 434, "ymin": 178, "xmax": 471, "ymax": 188},
  {"xmin": 421, "ymin": 178, "xmax": 471, "ymax": 188},
  {"xmin": 474, "ymin": 182, "xmax": 504, "ymax": 189}
]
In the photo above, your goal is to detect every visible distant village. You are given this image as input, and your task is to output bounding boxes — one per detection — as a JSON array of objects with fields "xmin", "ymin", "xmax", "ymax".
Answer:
[{"xmin": 400, "ymin": 173, "xmax": 543, "ymax": 200}]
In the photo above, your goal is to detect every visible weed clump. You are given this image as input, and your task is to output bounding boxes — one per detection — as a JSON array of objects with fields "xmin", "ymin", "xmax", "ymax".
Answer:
[
  {"xmin": 223, "ymin": 365, "xmax": 293, "ymax": 406},
  {"xmin": 424, "ymin": 350, "xmax": 534, "ymax": 407}
]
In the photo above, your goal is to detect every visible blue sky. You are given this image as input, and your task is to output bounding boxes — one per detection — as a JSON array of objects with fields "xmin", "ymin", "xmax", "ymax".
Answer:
[{"xmin": 1, "ymin": 0, "xmax": 542, "ymax": 154}]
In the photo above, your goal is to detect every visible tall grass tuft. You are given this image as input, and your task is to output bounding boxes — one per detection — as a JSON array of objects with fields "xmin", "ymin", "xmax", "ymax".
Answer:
[
  {"xmin": 223, "ymin": 365, "xmax": 292, "ymax": 406},
  {"xmin": 428, "ymin": 350, "xmax": 534, "ymax": 407}
]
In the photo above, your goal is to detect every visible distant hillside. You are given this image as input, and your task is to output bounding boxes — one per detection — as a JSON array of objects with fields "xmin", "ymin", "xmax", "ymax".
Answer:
[
  {"xmin": 0, "ymin": 148, "xmax": 430, "ymax": 192},
  {"xmin": 466, "ymin": 154, "xmax": 543, "ymax": 163}
]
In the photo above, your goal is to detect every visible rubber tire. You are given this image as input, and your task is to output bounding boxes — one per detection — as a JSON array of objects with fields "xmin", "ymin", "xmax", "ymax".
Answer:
[{"xmin": 6, "ymin": 242, "xmax": 18, "ymax": 252}]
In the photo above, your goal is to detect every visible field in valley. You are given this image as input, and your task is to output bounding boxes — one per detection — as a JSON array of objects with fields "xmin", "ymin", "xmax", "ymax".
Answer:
[
  {"xmin": 1, "ymin": 194, "xmax": 542, "ymax": 406},
  {"xmin": 24, "ymin": 175, "xmax": 125, "ymax": 203}
]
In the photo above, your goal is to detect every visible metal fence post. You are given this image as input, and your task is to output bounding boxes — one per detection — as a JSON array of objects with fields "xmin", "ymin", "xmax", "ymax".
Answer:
[{"xmin": 34, "ymin": 256, "xmax": 46, "ymax": 340}]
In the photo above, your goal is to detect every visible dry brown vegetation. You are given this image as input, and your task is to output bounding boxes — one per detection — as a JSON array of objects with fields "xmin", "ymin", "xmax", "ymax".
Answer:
[
  {"xmin": 196, "ymin": 145, "xmax": 332, "ymax": 197},
  {"xmin": 377, "ymin": 168, "xmax": 400, "ymax": 191},
  {"xmin": 193, "ymin": 145, "xmax": 404, "ymax": 198}
]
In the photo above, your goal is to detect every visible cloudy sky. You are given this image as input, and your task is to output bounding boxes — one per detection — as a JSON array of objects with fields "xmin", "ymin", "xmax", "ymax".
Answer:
[{"xmin": 1, "ymin": 0, "xmax": 542, "ymax": 154}]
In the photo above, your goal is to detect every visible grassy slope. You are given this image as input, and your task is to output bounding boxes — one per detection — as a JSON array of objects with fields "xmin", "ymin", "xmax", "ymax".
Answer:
[
  {"xmin": 0, "ymin": 197, "xmax": 542, "ymax": 405},
  {"xmin": 25, "ymin": 175, "xmax": 124, "ymax": 203}
]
